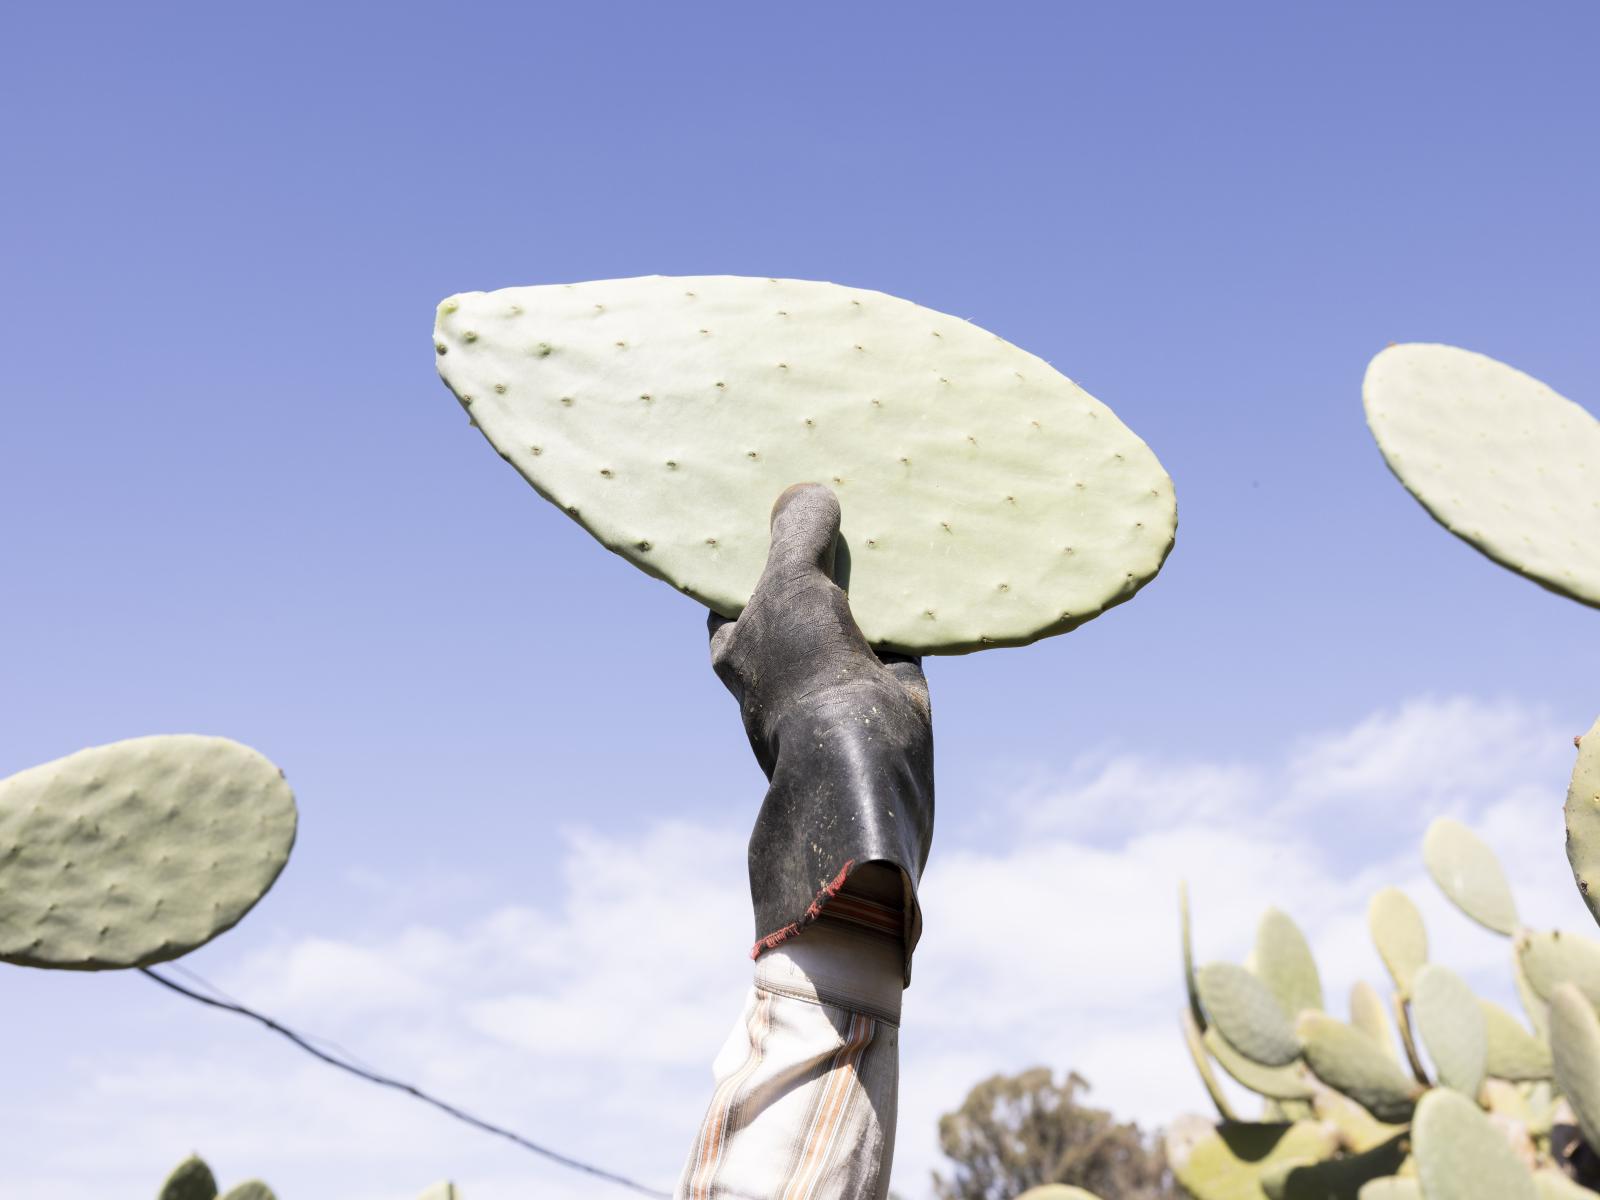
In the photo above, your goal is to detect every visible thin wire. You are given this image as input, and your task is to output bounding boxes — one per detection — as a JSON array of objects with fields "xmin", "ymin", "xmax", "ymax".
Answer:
[
  {"xmin": 162, "ymin": 961, "xmax": 388, "ymax": 1078},
  {"xmin": 139, "ymin": 965, "xmax": 672, "ymax": 1199}
]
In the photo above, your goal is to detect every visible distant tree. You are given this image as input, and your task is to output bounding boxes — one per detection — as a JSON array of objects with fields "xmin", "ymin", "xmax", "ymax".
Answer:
[{"xmin": 931, "ymin": 1067, "xmax": 1178, "ymax": 1200}]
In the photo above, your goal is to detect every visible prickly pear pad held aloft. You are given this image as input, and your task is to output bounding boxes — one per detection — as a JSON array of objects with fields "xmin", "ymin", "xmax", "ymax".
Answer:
[
  {"xmin": 0, "ymin": 735, "xmax": 296, "ymax": 970},
  {"xmin": 1363, "ymin": 343, "xmax": 1600, "ymax": 609},
  {"xmin": 434, "ymin": 276, "xmax": 1177, "ymax": 654}
]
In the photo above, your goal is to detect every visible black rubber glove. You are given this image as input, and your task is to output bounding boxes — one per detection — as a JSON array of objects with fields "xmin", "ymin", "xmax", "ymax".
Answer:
[{"xmin": 709, "ymin": 483, "xmax": 935, "ymax": 982}]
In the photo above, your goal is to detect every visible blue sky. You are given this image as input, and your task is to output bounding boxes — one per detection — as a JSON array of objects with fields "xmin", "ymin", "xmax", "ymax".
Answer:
[{"xmin": 3, "ymin": 4, "xmax": 1597, "ymax": 1197}]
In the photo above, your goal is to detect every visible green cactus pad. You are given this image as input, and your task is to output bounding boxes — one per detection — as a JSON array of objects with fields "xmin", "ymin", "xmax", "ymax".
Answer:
[
  {"xmin": 1199, "ymin": 962, "xmax": 1304, "ymax": 1067},
  {"xmin": 1517, "ymin": 930, "xmax": 1600, "ymax": 1007},
  {"xmin": 1164, "ymin": 1117, "xmax": 1340, "ymax": 1200},
  {"xmin": 220, "ymin": 1185, "xmax": 276, "ymax": 1200},
  {"xmin": 1351, "ymin": 981, "xmax": 1400, "ymax": 1062},
  {"xmin": 1412, "ymin": 1088, "xmax": 1537, "ymax": 1200},
  {"xmin": 1296, "ymin": 1013, "xmax": 1422, "ymax": 1124},
  {"xmin": 1550, "ymin": 983, "xmax": 1600, "ymax": 1151},
  {"xmin": 1015, "ymin": 1189, "xmax": 1103, "ymax": 1200},
  {"xmin": 1254, "ymin": 908, "xmax": 1324, "ymax": 1018},
  {"xmin": 1410, "ymin": 964, "xmax": 1487, "ymax": 1097},
  {"xmin": 1363, "ymin": 343, "xmax": 1600, "ymax": 609},
  {"xmin": 1480, "ymin": 999, "xmax": 1553, "ymax": 1080},
  {"xmin": 1534, "ymin": 1169, "xmax": 1600, "ymax": 1200},
  {"xmin": 1423, "ymin": 818, "xmax": 1520, "ymax": 936},
  {"xmin": 1358, "ymin": 1181, "xmax": 1420, "ymax": 1200},
  {"xmin": 433, "ymin": 276, "xmax": 1178, "ymax": 655},
  {"xmin": 158, "ymin": 1155, "xmax": 218, "ymax": 1200},
  {"xmin": 1567, "ymin": 718, "xmax": 1600, "ymax": 930},
  {"xmin": 1205, "ymin": 1024, "xmax": 1315, "ymax": 1100},
  {"xmin": 1184, "ymin": 882, "xmax": 1208, "ymax": 1031},
  {"xmin": 415, "ymin": 1186, "xmax": 460, "ymax": 1200},
  {"xmin": 1369, "ymin": 888, "xmax": 1429, "ymax": 994},
  {"xmin": 0, "ymin": 736, "xmax": 296, "ymax": 970},
  {"xmin": 1514, "ymin": 946, "xmax": 1552, "ymax": 1040},
  {"xmin": 1184, "ymin": 1007, "xmax": 1241, "ymax": 1121}
]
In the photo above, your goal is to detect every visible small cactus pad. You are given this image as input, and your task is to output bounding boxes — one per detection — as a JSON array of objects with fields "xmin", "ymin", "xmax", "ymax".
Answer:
[
  {"xmin": 1412, "ymin": 1088, "xmax": 1537, "ymax": 1200},
  {"xmin": 1534, "ymin": 1169, "xmax": 1600, "ymax": 1199},
  {"xmin": 1198, "ymin": 962, "xmax": 1303, "ymax": 1067},
  {"xmin": 1351, "ymin": 980, "xmax": 1400, "ymax": 1062},
  {"xmin": 1164, "ymin": 1117, "xmax": 1340, "ymax": 1200},
  {"xmin": 1358, "ymin": 1181, "xmax": 1420, "ymax": 1200},
  {"xmin": 1410, "ymin": 964, "xmax": 1488, "ymax": 1097},
  {"xmin": 221, "ymin": 1185, "xmax": 277, "ymax": 1200},
  {"xmin": 1184, "ymin": 882, "xmax": 1207, "ymax": 1031},
  {"xmin": 1015, "ymin": 1189, "xmax": 1103, "ymax": 1200},
  {"xmin": 433, "ymin": 276, "xmax": 1178, "ymax": 654},
  {"xmin": 1550, "ymin": 983, "xmax": 1600, "ymax": 1152},
  {"xmin": 1514, "ymin": 946, "xmax": 1552, "ymax": 1039},
  {"xmin": 158, "ymin": 1155, "xmax": 218, "ymax": 1200},
  {"xmin": 1423, "ymin": 818, "xmax": 1519, "ymax": 936},
  {"xmin": 0, "ymin": 736, "xmax": 296, "ymax": 969},
  {"xmin": 1369, "ymin": 888, "xmax": 1429, "ymax": 994},
  {"xmin": 1362, "ymin": 343, "xmax": 1600, "ymax": 609},
  {"xmin": 1296, "ymin": 1013, "xmax": 1422, "ymax": 1124},
  {"xmin": 1254, "ymin": 908, "xmax": 1324, "ymax": 1018},
  {"xmin": 1183, "ymin": 1007, "xmax": 1241, "ymax": 1121},
  {"xmin": 1480, "ymin": 999, "xmax": 1553, "ymax": 1080},
  {"xmin": 1566, "ymin": 717, "xmax": 1600, "ymax": 929},
  {"xmin": 416, "ymin": 1186, "xmax": 460, "ymax": 1200},
  {"xmin": 1517, "ymin": 930, "xmax": 1600, "ymax": 1007}
]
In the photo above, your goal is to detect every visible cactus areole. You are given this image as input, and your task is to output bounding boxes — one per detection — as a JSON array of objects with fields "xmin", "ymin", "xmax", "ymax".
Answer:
[{"xmin": 433, "ymin": 275, "xmax": 1177, "ymax": 654}]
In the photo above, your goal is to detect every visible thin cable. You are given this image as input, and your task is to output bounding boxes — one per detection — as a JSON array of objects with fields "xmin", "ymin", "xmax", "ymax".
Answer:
[
  {"xmin": 139, "ymin": 965, "xmax": 671, "ymax": 1199},
  {"xmin": 162, "ymin": 962, "xmax": 387, "ymax": 1077}
]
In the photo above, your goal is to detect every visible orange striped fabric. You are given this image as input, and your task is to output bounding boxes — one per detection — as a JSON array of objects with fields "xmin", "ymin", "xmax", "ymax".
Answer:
[
  {"xmin": 682, "ymin": 990, "xmax": 775, "ymax": 1200},
  {"xmin": 816, "ymin": 894, "xmax": 902, "ymax": 938},
  {"xmin": 780, "ymin": 1012, "xmax": 876, "ymax": 1200}
]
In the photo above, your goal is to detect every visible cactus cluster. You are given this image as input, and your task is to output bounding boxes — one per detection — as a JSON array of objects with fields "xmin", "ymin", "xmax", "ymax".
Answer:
[
  {"xmin": 157, "ymin": 1155, "xmax": 275, "ymax": 1200},
  {"xmin": 1171, "ymin": 816, "xmax": 1600, "ymax": 1199},
  {"xmin": 433, "ymin": 275, "xmax": 1177, "ymax": 654},
  {"xmin": 155, "ymin": 1154, "xmax": 459, "ymax": 1199}
]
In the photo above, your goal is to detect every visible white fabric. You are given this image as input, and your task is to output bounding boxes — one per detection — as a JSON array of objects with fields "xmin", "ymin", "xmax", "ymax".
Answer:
[{"xmin": 675, "ymin": 921, "xmax": 903, "ymax": 1200}]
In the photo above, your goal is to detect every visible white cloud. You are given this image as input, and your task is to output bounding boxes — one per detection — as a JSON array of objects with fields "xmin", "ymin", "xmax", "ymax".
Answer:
[{"xmin": 7, "ymin": 695, "xmax": 1595, "ymax": 1200}]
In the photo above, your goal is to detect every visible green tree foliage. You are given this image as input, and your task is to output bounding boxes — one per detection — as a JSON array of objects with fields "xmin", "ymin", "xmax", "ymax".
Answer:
[{"xmin": 932, "ymin": 1067, "xmax": 1178, "ymax": 1200}]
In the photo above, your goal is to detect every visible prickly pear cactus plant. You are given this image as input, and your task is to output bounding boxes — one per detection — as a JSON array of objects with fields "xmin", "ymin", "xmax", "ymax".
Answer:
[
  {"xmin": 0, "ymin": 736, "xmax": 296, "ymax": 970},
  {"xmin": 155, "ymin": 1155, "xmax": 460, "ymax": 1199},
  {"xmin": 432, "ymin": 275, "xmax": 1177, "ymax": 654},
  {"xmin": 156, "ymin": 1155, "xmax": 278, "ymax": 1200},
  {"xmin": 1174, "ymin": 815, "xmax": 1600, "ymax": 1198}
]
